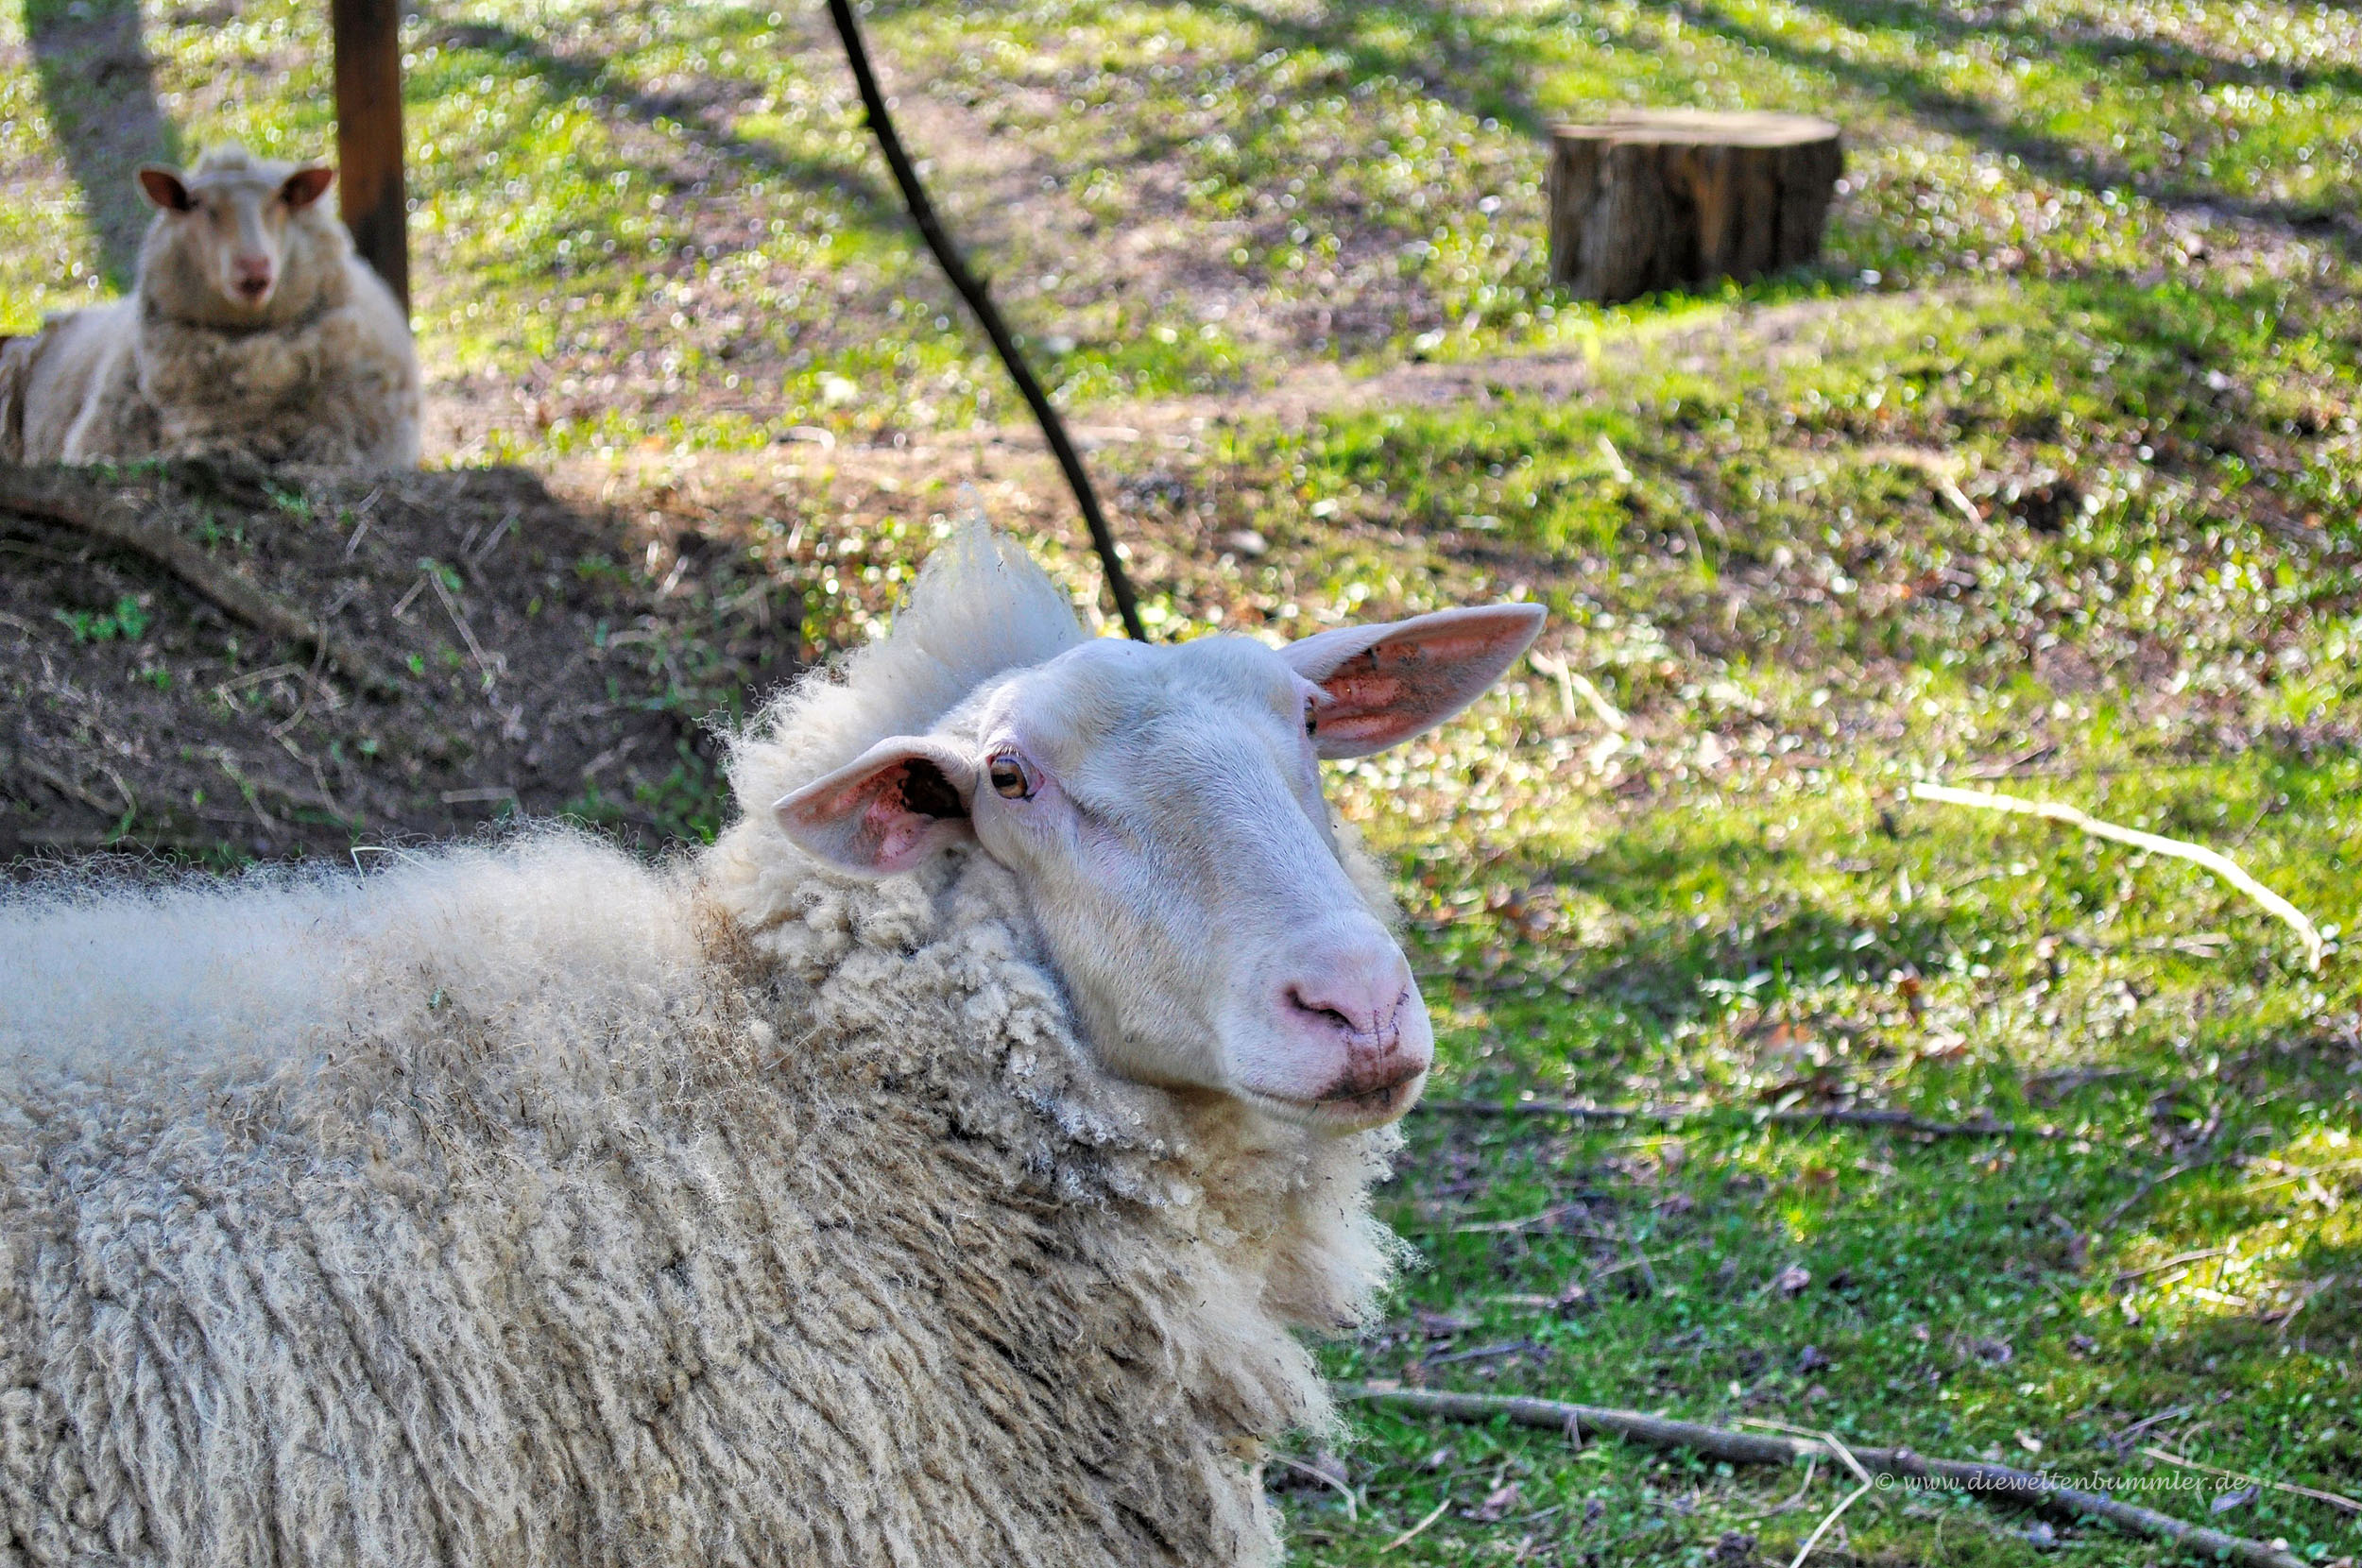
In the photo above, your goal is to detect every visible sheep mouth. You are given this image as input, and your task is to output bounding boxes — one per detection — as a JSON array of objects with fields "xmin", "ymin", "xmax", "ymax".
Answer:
[
  {"xmin": 232, "ymin": 279, "xmax": 274, "ymax": 304},
  {"xmin": 1241, "ymin": 1072, "xmax": 1426, "ymax": 1131}
]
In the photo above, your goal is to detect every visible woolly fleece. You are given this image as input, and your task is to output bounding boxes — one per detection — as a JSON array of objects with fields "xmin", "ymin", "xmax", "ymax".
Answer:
[
  {"xmin": 0, "ymin": 530, "xmax": 1407, "ymax": 1566},
  {"xmin": 0, "ymin": 147, "xmax": 419, "ymax": 469}
]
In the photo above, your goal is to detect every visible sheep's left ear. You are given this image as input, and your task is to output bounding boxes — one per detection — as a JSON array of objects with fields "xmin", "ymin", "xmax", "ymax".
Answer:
[
  {"xmin": 136, "ymin": 165, "xmax": 195, "ymax": 213},
  {"xmin": 773, "ymin": 736, "xmax": 978, "ymax": 875},
  {"xmin": 280, "ymin": 165, "xmax": 335, "ymax": 210},
  {"xmin": 1283, "ymin": 604, "xmax": 1545, "ymax": 758}
]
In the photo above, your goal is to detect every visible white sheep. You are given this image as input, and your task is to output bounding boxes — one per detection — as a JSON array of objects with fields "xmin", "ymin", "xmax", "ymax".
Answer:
[
  {"xmin": 0, "ymin": 145, "xmax": 419, "ymax": 469},
  {"xmin": 0, "ymin": 527, "xmax": 1541, "ymax": 1566}
]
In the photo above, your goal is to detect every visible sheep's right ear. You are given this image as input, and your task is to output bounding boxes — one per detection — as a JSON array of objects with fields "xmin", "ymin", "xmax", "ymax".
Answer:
[
  {"xmin": 137, "ymin": 166, "xmax": 195, "ymax": 213},
  {"xmin": 280, "ymin": 165, "xmax": 335, "ymax": 209},
  {"xmin": 774, "ymin": 737, "xmax": 978, "ymax": 875}
]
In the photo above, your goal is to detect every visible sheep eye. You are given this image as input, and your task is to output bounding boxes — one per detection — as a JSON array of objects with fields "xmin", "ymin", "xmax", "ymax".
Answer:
[
  {"xmin": 988, "ymin": 756, "xmax": 1031, "ymax": 800},
  {"xmin": 1304, "ymin": 707, "xmax": 1318, "ymax": 739}
]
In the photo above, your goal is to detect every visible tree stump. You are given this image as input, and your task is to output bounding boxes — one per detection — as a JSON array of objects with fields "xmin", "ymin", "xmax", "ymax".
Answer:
[{"xmin": 1547, "ymin": 111, "xmax": 1842, "ymax": 302}]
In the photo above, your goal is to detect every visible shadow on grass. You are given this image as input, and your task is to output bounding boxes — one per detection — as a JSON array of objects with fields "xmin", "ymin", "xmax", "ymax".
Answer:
[
  {"xmin": 26, "ymin": 0, "xmax": 179, "ymax": 288},
  {"xmin": 1446, "ymin": 827, "xmax": 2019, "ymax": 1029},
  {"xmin": 1784, "ymin": 0, "xmax": 2362, "ymax": 100},
  {"xmin": 1197, "ymin": 0, "xmax": 1565, "ymax": 140},
  {"xmin": 1676, "ymin": 0, "xmax": 2362, "ymax": 260},
  {"xmin": 875, "ymin": 0, "xmax": 2360, "ymax": 268},
  {"xmin": 424, "ymin": 17, "xmax": 911, "ymax": 242}
]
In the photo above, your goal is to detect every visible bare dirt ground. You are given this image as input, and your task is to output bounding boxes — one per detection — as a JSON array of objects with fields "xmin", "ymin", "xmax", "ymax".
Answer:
[{"xmin": 0, "ymin": 461, "xmax": 799, "ymax": 862}]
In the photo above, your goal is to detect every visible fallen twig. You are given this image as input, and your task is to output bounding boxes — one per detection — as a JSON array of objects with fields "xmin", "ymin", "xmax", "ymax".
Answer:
[
  {"xmin": 2267, "ymin": 1274, "xmax": 2336, "ymax": 1338},
  {"xmin": 2099, "ymin": 1153, "xmax": 2224, "ymax": 1235},
  {"xmin": 2110, "ymin": 1247, "xmax": 2231, "ymax": 1288},
  {"xmin": 1422, "ymin": 1338, "xmax": 1537, "ymax": 1368},
  {"xmin": 1748, "ymin": 1414, "xmax": 1879, "ymax": 1563},
  {"xmin": 429, "ymin": 568, "xmax": 504, "ymax": 684},
  {"xmin": 213, "ymin": 746, "xmax": 353, "ymax": 827},
  {"xmin": 1446, "ymin": 1201, "xmax": 1597, "ymax": 1236},
  {"xmin": 0, "ymin": 465, "xmax": 401, "ymax": 697},
  {"xmin": 2105, "ymin": 1405, "xmax": 2193, "ymax": 1456},
  {"xmin": 2140, "ymin": 1446, "xmax": 2362, "ymax": 1515},
  {"xmin": 1731, "ymin": 1455, "xmax": 1819, "ymax": 1521},
  {"xmin": 1789, "ymin": 1477, "xmax": 1871, "ymax": 1567},
  {"xmin": 3, "ymin": 744, "xmax": 123, "ymax": 820},
  {"xmin": 1378, "ymin": 1496, "xmax": 1451, "ymax": 1555},
  {"xmin": 1908, "ymin": 782, "xmax": 2324, "ymax": 971},
  {"xmin": 1422, "ymin": 1098, "xmax": 2021, "ymax": 1139},
  {"xmin": 1340, "ymin": 1384, "xmax": 2306, "ymax": 1568},
  {"xmin": 1618, "ymin": 1218, "xmax": 1661, "ymax": 1296},
  {"xmin": 2025, "ymin": 1065, "xmax": 2140, "ymax": 1104},
  {"xmin": 1270, "ymin": 1453, "xmax": 1358, "ymax": 1521}
]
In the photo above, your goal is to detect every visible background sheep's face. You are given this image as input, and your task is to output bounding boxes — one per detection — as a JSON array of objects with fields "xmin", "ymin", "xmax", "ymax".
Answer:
[
  {"xmin": 777, "ymin": 605, "xmax": 1542, "ymax": 1133},
  {"xmin": 137, "ymin": 161, "xmax": 336, "ymax": 316}
]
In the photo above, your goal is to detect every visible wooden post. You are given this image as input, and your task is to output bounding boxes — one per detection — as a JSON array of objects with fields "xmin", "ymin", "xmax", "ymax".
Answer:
[
  {"xmin": 1547, "ymin": 111, "xmax": 1841, "ymax": 303},
  {"xmin": 332, "ymin": 0, "xmax": 408, "ymax": 316}
]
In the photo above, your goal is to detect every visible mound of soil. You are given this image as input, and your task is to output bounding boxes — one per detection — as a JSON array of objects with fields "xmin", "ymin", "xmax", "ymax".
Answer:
[{"xmin": 0, "ymin": 462, "xmax": 801, "ymax": 864}]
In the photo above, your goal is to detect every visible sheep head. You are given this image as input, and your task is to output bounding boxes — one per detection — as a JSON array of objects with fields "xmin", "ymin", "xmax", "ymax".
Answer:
[
  {"xmin": 776, "ymin": 605, "xmax": 1542, "ymax": 1133},
  {"xmin": 134, "ymin": 148, "xmax": 340, "ymax": 326}
]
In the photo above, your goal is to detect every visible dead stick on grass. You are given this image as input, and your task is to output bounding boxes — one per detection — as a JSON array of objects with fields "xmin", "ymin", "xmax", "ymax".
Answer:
[
  {"xmin": 2139, "ymin": 1446, "xmax": 2362, "ymax": 1515},
  {"xmin": 1422, "ymin": 1099, "xmax": 2022, "ymax": 1139},
  {"xmin": 2098, "ymin": 1154, "xmax": 2222, "ymax": 1235},
  {"xmin": 1378, "ymin": 1496, "xmax": 1451, "ymax": 1555},
  {"xmin": 1740, "ymin": 1417, "xmax": 1874, "ymax": 1568},
  {"xmin": 1338, "ymin": 1385, "xmax": 2308, "ymax": 1568},
  {"xmin": 0, "ymin": 465, "xmax": 402, "ymax": 698},
  {"xmin": 1270, "ymin": 1455, "xmax": 1359, "ymax": 1522},
  {"xmin": 1909, "ymin": 782, "xmax": 2324, "ymax": 972}
]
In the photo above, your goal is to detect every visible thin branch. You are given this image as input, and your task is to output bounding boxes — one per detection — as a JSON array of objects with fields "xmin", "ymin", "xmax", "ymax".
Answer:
[
  {"xmin": 822, "ymin": 0, "xmax": 1146, "ymax": 641},
  {"xmin": 1378, "ymin": 1496, "xmax": 1451, "ymax": 1555},
  {"xmin": 0, "ymin": 465, "xmax": 401, "ymax": 697},
  {"xmin": 2, "ymin": 744, "xmax": 127, "ymax": 820},
  {"xmin": 1269, "ymin": 1454, "xmax": 1359, "ymax": 1521},
  {"xmin": 1339, "ymin": 1384, "xmax": 2308, "ymax": 1568},
  {"xmin": 2140, "ymin": 1447, "xmax": 2362, "ymax": 1515},
  {"xmin": 1421, "ymin": 1098, "xmax": 2022, "ymax": 1139},
  {"xmin": 1618, "ymin": 1217, "xmax": 1661, "ymax": 1295},
  {"xmin": 1909, "ymin": 782, "xmax": 2324, "ymax": 972},
  {"xmin": 2099, "ymin": 1153, "xmax": 2223, "ymax": 1235},
  {"xmin": 1730, "ymin": 1455, "xmax": 1818, "ymax": 1521},
  {"xmin": 2104, "ymin": 1404, "xmax": 2193, "ymax": 1456},
  {"xmin": 2110, "ymin": 1247, "xmax": 2231, "ymax": 1287},
  {"xmin": 1740, "ymin": 1417, "xmax": 1872, "ymax": 1487},
  {"xmin": 1788, "ymin": 1481, "xmax": 1871, "ymax": 1568}
]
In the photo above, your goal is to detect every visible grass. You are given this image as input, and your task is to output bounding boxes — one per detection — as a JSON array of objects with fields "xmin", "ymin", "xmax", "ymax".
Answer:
[{"xmin": 4, "ymin": 0, "xmax": 2359, "ymax": 1560}]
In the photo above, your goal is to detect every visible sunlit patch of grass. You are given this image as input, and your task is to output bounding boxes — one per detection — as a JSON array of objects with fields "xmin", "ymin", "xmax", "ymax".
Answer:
[
  {"xmin": 12, "ymin": 0, "xmax": 2357, "ymax": 455},
  {"xmin": 1060, "ymin": 270, "xmax": 2359, "ymax": 1560}
]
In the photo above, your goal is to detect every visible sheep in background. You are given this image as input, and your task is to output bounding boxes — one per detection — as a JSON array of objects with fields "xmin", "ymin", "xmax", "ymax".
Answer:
[
  {"xmin": 0, "ymin": 527, "xmax": 1543, "ymax": 1566},
  {"xmin": 0, "ymin": 145, "xmax": 419, "ymax": 469}
]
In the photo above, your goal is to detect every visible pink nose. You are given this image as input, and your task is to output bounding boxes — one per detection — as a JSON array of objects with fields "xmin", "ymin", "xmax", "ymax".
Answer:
[
  {"xmin": 1281, "ymin": 946, "xmax": 1431, "ymax": 1100},
  {"xmin": 232, "ymin": 259, "xmax": 273, "ymax": 298}
]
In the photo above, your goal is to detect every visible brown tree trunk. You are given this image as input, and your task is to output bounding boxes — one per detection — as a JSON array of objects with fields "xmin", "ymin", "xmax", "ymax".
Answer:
[
  {"xmin": 1547, "ymin": 111, "xmax": 1842, "ymax": 302},
  {"xmin": 333, "ymin": 0, "xmax": 409, "ymax": 316}
]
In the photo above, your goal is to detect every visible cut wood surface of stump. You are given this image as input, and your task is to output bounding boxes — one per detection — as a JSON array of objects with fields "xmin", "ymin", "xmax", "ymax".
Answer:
[{"xmin": 1548, "ymin": 111, "xmax": 1842, "ymax": 302}]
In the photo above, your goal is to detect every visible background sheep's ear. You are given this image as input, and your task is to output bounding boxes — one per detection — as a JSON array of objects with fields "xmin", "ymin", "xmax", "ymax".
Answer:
[
  {"xmin": 1282, "ymin": 604, "xmax": 1546, "ymax": 759},
  {"xmin": 136, "ymin": 166, "xmax": 195, "ymax": 213},
  {"xmin": 280, "ymin": 165, "xmax": 335, "ymax": 210},
  {"xmin": 774, "ymin": 737, "xmax": 979, "ymax": 875}
]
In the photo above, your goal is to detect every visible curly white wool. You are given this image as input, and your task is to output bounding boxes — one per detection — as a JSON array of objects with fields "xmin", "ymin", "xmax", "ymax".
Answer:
[{"xmin": 0, "ymin": 531, "xmax": 1405, "ymax": 1566}]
